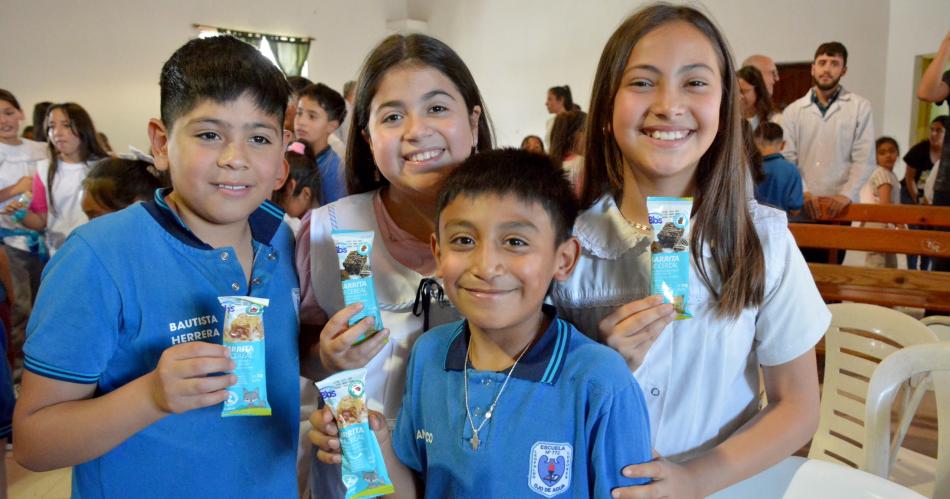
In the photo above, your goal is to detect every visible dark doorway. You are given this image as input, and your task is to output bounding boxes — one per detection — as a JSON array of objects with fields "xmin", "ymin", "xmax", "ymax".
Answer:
[{"xmin": 773, "ymin": 62, "xmax": 813, "ymax": 111}]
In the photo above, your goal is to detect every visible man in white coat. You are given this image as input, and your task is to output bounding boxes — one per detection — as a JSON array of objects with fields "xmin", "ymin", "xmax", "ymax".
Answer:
[{"xmin": 782, "ymin": 41, "xmax": 874, "ymax": 224}]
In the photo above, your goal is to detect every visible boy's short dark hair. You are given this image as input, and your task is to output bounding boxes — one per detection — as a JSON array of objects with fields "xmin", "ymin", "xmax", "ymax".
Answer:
[
  {"xmin": 286, "ymin": 76, "xmax": 313, "ymax": 95},
  {"xmin": 298, "ymin": 83, "xmax": 347, "ymax": 123},
  {"xmin": 159, "ymin": 36, "xmax": 291, "ymax": 131},
  {"xmin": 753, "ymin": 122, "xmax": 784, "ymax": 143},
  {"xmin": 933, "ymin": 115, "xmax": 950, "ymax": 129},
  {"xmin": 814, "ymin": 41, "xmax": 848, "ymax": 66},
  {"xmin": 436, "ymin": 148, "xmax": 578, "ymax": 245}
]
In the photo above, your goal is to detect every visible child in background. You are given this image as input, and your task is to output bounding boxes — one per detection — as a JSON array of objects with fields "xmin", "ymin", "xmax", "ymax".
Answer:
[
  {"xmin": 753, "ymin": 122, "xmax": 804, "ymax": 215},
  {"xmin": 285, "ymin": 75, "xmax": 314, "ymax": 136},
  {"xmin": 0, "ymin": 89, "xmax": 48, "ymax": 370},
  {"xmin": 859, "ymin": 137, "xmax": 902, "ymax": 268},
  {"xmin": 10, "ymin": 103, "xmax": 108, "ymax": 255},
  {"xmin": 553, "ymin": 5, "xmax": 828, "ymax": 497},
  {"xmin": 549, "ymin": 110, "xmax": 587, "ymax": 196},
  {"xmin": 521, "ymin": 134, "xmax": 545, "ymax": 154},
  {"xmin": 294, "ymin": 83, "xmax": 348, "ymax": 204},
  {"xmin": 299, "ymin": 33, "xmax": 493, "ymax": 499},
  {"xmin": 272, "ymin": 141, "xmax": 320, "ymax": 235},
  {"xmin": 80, "ymin": 157, "xmax": 169, "ymax": 220},
  {"xmin": 13, "ymin": 35, "xmax": 299, "ymax": 497},
  {"xmin": 310, "ymin": 149, "xmax": 652, "ymax": 498}
]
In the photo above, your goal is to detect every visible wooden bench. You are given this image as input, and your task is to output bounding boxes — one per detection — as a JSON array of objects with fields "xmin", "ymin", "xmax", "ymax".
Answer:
[{"xmin": 788, "ymin": 203, "xmax": 950, "ymax": 312}]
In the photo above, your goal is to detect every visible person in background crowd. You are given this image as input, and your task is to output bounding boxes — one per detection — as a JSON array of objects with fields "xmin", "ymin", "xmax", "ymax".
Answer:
[
  {"xmin": 917, "ymin": 29, "xmax": 950, "ymax": 272},
  {"xmin": 521, "ymin": 134, "xmax": 544, "ymax": 154},
  {"xmin": 742, "ymin": 54, "xmax": 780, "ymax": 97},
  {"xmin": 900, "ymin": 115, "xmax": 946, "ymax": 270}
]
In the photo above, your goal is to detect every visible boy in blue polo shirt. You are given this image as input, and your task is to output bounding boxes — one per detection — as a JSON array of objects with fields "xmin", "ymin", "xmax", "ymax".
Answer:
[
  {"xmin": 294, "ymin": 83, "xmax": 347, "ymax": 204},
  {"xmin": 310, "ymin": 149, "xmax": 652, "ymax": 498},
  {"xmin": 754, "ymin": 122, "xmax": 804, "ymax": 216},
  {"xmin": 12, "ymin": 36, "xmax": 300, "ymax": 498}
]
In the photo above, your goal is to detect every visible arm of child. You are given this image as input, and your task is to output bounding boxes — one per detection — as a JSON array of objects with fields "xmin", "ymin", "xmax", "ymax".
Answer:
[
  {"xmin": 877, "ymin": 183, "xmax": 893, "ymax": 205},
  {"xmin": 0, "ymin": 176, "xmax": 32, "ymax": 204},
  {"xmin": 16, "ymin": 173, "xmax": 47, "ymax": 231},
  {"xmin": 308, "ymin": 407, "xmax": 421, "ymax": 499},
  {"xmin": 588, "ymin": 373, "xmax": 652, "ymax": 498},
  {"xmin": 614, "ymin": 350, "xmax": 819, "ymax": 499},
  {"xmin": 0, "ymin": 250, "xmax": 13, "ymax": 308},
  {"xmin": 13, "ymin": 342, "xmax": 236, "ymax": 471}
]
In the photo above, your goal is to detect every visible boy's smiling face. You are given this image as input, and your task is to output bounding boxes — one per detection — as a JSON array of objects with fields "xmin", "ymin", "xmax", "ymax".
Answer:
[
  {"xmin": 433, "ymin": 193, "xmax": 578, "ymax": 339},
  {"xmin": 149, "ymin": 92, "xmax": 290, "ymax": 236}
]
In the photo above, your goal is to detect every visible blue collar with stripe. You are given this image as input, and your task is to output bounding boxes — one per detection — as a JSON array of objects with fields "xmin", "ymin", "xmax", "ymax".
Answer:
[
  {"xmin": 444, "ymin": 304, "xmax": 571, "ymax": 385},
  {"xmin": 143, "ymin": 188, "xmax": 285, "ymax": 249}
]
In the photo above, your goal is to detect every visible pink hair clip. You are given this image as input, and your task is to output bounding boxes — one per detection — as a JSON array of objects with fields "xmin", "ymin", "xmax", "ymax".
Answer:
[{"xmin": 287, "ymin": 141, "xmax": 306, "ymax": 155}]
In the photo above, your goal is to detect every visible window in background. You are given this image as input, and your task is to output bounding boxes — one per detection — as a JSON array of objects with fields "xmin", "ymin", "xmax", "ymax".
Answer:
[{"xmin": 195, "ymin": 25, "xmax": 311, "ymax": 78}]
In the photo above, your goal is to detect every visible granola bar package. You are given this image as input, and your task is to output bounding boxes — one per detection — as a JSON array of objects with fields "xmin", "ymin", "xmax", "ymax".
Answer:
[
  {"xmin": 331, "ymin": 230, "xmax": 383, "ymax": 343},
  {"xmin": 647, "ymin": 197, "xmax": 693, "ymax": 320},
  {"xmin": 316, "ymin": 368, "xmax": 395, "ymax": 499},
  {"xmin": 219, "ymin": 296, "xmax": 271, "ymax": 416}
]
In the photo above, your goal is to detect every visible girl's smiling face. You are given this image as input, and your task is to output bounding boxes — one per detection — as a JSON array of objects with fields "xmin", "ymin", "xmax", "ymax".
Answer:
[
  {"xmin": 365, "ymin": 64, "xmax": 480, "ymax": 201},
  {"xmin": 0, "ymin": 99, "xmax": 23, "ymax": 145},
  {"xmin": 611, "ymin": 20, "xmax": 722, "ymax": 193}
]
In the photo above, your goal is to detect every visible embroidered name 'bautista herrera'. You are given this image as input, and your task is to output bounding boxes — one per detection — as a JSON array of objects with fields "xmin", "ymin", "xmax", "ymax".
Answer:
[{"xmin": 168, "ymin": 314, "xmax": 221, "ymax": 345}]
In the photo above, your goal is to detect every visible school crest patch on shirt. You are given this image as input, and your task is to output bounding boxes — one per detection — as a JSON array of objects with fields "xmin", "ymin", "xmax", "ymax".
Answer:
[{"xmin": 529, "ymin": 441, "xmax": 572, "ymax": 497}]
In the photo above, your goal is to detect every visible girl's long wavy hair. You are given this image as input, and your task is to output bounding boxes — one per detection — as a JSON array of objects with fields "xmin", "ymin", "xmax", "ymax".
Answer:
[
  {"xmin": 45, "ymin": 103, "xmax": 108, "ymax": 215},
  {"xmin": 580, "ymin": 3, "xmax": 765, "ymax": 319}
]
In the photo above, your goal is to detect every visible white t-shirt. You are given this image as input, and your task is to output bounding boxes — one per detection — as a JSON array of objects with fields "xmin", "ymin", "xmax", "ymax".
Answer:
[
  {"xmin": 859, "ymin": 166, "xmax": 900, "ymax": 205},
  {"xmin": 0, "ymin": 139, "xmax": 48, "ymax": 250},
  {"xmin": 35, "ymin": 159, "xmax": 90, "ymax": 254},
  {"xmin": 552, "ymin": 195, "xmax": 830, "ymax": 460}
]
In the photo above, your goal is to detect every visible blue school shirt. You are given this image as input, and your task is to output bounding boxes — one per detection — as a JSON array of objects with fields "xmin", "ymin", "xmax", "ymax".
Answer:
[
  {"xmin": 392, "ymin": 306, "xmax": 653, "ymax": 499},
  {"xmin": 755, "ymin": 153, "xmax": 804, "ymax": 213},
  {"xmin": 23, "ymin": 189, "xmax": 300, "ymax": 499},
  {"xmin": 316, "ymin": 146, "xmax": 346, "ymax": 204}
]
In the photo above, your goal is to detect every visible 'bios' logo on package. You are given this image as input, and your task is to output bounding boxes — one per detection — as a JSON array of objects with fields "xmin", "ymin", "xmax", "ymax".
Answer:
[
  {"xmin": 648, "ymin": 213, "xmax": 663, "ymax": 225},
  {"xmin": 335, "ymin": 245, "xmax": 347, "ymax": 254},
  {"xmin": 320, "ymin": 389, "xmax": 337, "ymax": 400}
]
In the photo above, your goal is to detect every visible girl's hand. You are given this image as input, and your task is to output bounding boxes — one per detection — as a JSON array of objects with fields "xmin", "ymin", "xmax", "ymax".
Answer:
[
  {"xmin": 308, "ymin": 405, "xmax": 389, "ymax": 465},
  {"xmin": 148, "ymin": 342, "xmax": 236, "ymax": 414},
  {"xmin": 613, "ymin": 454, "xmax": 702, "ymax": 499},
  {"xmin": 2, "ymin": 200, "xmax": 24, "ymax": 215},
  {"xmin": 598, "ymin": 295, "xmax": 674, "ymax": 371},
  {"xmin": 317, "ymin": 302, "xmax": 391, "ymax": 373}
]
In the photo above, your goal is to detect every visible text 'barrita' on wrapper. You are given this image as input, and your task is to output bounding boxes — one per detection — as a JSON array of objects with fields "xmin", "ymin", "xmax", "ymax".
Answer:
[
  {"xmin": 316, "ymin": 368, "xmax": 395, "ymax": 498},
  {"xmin": 647, "ymin": 197, "xmax": 693, "ymax": 320},
  {"xmin": 219, "ymin": 296, "xmax": 272, "ymax": 416},
  {"xmin": 331, "ymin": 230, "xmax": 384, "ymax": 344}
]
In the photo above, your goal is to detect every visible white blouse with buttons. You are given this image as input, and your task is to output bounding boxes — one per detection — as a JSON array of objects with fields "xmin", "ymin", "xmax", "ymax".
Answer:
[{"xmin": 552, "ymin": 194, "xmax": 829, "ymax": 460}]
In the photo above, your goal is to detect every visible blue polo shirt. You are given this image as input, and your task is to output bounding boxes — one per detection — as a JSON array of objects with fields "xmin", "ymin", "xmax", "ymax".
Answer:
[
  {"xmin": 392, "ymin": 307, "xmax": 652, "ymax": 498},
  {"xmin": 24, "ymin": 189, "xmax": 300, "ymax": 499},
  {"xmin": 755, "ymin": 153, "xmax": 804, "ymax": 213},
  {"xmin": 316, "ymin": 146, "xmax": 346, "ymax": 204}
]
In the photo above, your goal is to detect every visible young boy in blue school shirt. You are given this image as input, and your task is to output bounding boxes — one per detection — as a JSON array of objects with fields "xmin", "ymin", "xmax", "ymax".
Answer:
[
  {"xmin": 294, "ymin": 83, "xmax": 348, "ymax": 204},
  {"xmin": 311, "ymin": 149, "xmax": 652, "ymax": 498},
  {"xmin": 13, "ymin": 36, "xmax": 300, "ymax": 498},
  {"xmin": 754, "ymin": 122, "xmax": 804, "ymax": 216}
]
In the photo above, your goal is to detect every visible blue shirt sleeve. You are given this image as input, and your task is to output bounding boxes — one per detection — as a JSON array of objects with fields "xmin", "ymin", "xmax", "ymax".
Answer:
[
  {"xmin": 392, "ymin": 349, "xmax": 424, "ymax": 473},
  {"xmin": 589, "ymin": 372, "xmax": 653, "ymax": 498},
  {"xmin": 23, "ymin": 235, "xmax": 122, "ymax": 384},
  {"xmin": 317, "ymin": 151, "xmax": 347, "ymax": 205}
]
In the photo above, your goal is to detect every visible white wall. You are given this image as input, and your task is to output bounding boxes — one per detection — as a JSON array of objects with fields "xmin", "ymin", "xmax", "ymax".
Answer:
[
  {"xmin": 1, "ymin": 0, "xmax": 396, "ymax": 151},
  {"xmin": 882, "ymin": 0, "xmax": 950, "ymax": 163},
  {"xmin": 5, "ymin": 0, "xmax": 946, "ymax": 159},
  {"xmin": 423, "ymin": 0, "xmax": 891, "ymax": 147}
]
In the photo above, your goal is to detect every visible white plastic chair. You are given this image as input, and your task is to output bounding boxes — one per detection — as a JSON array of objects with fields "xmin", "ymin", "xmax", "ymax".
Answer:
[
  {"xmin": 809, "ymin": 303, "xmax": 939, "ymax": 494},
  {"xmin": 922, "ymin": 316, "xmax": 950, "ymax": 342},
  {"xmin": 865, "ymin": 342, "xmax": 950, "ymax": 499}
]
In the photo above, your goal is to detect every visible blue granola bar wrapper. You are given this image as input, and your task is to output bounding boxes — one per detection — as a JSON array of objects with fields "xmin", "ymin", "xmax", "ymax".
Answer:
[
  {"xmin": 219, "ymin": 296, "xmax": 271, "ymax": 416},
  {"xmin": 331, "ymin": 230, "xmax": 383, "ymax": 343},
  {"xmin": 316, "ymin": 368, "xmax": 394, "ymax": 498},
  {"xmin": 647, "ymin": 197, "xmax": 693, "ymax": 320}
]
